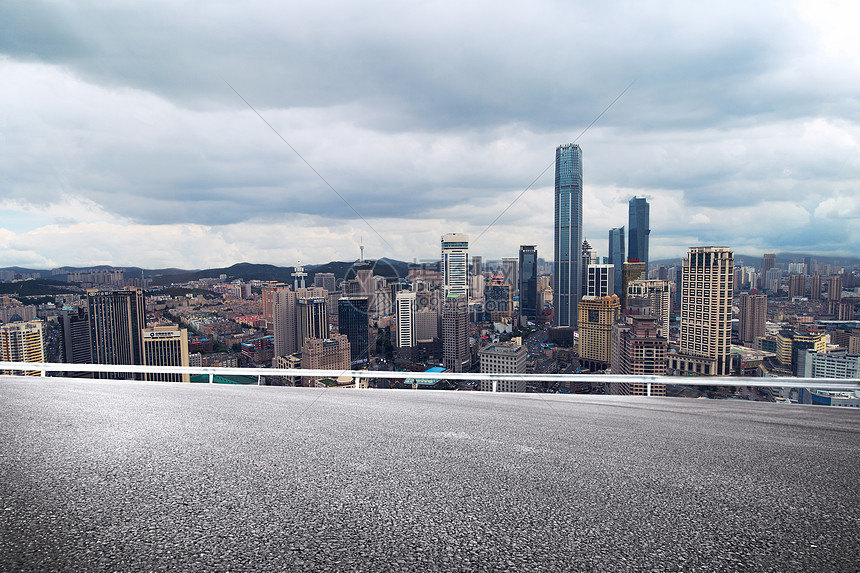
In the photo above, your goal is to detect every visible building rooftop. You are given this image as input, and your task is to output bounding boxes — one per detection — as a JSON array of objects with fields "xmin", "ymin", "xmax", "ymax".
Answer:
[{"xmin": 1, "ymin": 377, "xmax": 858, "ymax": 571}]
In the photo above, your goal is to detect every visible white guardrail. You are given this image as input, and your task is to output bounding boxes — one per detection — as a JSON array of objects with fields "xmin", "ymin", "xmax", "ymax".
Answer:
[{"xmin": 1, "ymin": 362, "xmax": 858, "ymax": 394}]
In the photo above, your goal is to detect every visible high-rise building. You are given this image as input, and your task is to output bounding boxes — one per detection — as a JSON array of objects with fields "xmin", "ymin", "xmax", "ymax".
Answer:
[
  {"xmin": 621, "ymin": 261, "xmax": 647, "ymax": 310},
  {"xmin": 313, "ymin": 272, "xmax": 337, "ymax": 293},
  {"xmin": 738, "ymin": 293, "xmax": 767, "ymax": 345},
  {"xmin": 810, "ymin": 274, "xmax": 822, "ymax": 301},
  {"xmin": 442, "ymin": 233, "xmax": 469, "ymax": 300},
  {"xmin": 519, "ymin": 245, "xmax": 538, "ymax": 323},
  {"xmin": 395, "ymin": 292, "xmax": 416, "ymax": 349},
  {"xmin": 776, "ymin": 329, "xmax": 825, "ymax": 376},
  {"xmin": 296, "ymin": 297, "xmax": 329, "ymax": 345},
  {"xmin": 828, "ymin": 275, "xmax": 843, "ymax": 302},
  {"xmin": 608, "ymin": 227, "xmax": 625, "ymax": 297},
  {"xmin": 478, "ymin": 343, "xmax": 527, "ymax": 392},
  {"xmin": 141, "ymin": 325, "xmax": 190, "ymax": 383},
  {"xmin": 58, "ymin": 307, "xmax": 91, "ymax": 376},
  {"xmin": 578, "ymin": 295, "xmax": 620, "ymax": 369},
  {"xmin": 501, "ymin": 257, "xmax": 518, "ymax": 296},
  {"xmin": 442, "ymin": 293, "xmax": 470, "ymax": 372},
  {"xmin": 87, "ymin": 287, "xmax": 146, "ymax": 379},
  {"xmin": 610, "ymin": 315, "xmax": 667, "ymax": 395},
  {"xmin": 626, "ymin": 279, "xmax": 671, "ymax": 336},
  {"xmin": 673, "ymin": 247, "xmax": 734, "ymax": 376},
  {"xmin": 580, "ymin": 239, "xmax": 597, "ymax": 296},
  {"xmin": 484, "ymin": 275, "xmax": 513, "ymax": 322},
  {"xmin": 471, "ymin": 256, "xmax": 483, "ymax": 277},
  {"xmin": 789, "ymin": 274, "xmax": 806, "ymax": 299},
  {"xmin": 262, "ymin": 282, "xmax": 286, "ymax": 331},
  {"xmin": 300, "ymin": 334, "xmax": 351, "ymax": 386},
  {"xmin": 272, "ymin": 286, "xmax": 297, "ymax": 357},
  {"xmin": 553, "ymin": 143, "xmax": 583, "ymax": 327},
  {"xmin": 0, "ymin": 320, "xmax": 45, "ymax": 376},
  {"xmin": 628, "ymin": 196, "xmax": 650, "ymax": 268},
  {"xmin": 586, "ymin": 264, "xmax": 615, "ymax": 298},
  {"xmin": 338, "ymin": 297, "xmax": 370, "ymax": 363},
  {"xmin": 762, "ymin": 253, "xmax": 776, "ymax": 278}
]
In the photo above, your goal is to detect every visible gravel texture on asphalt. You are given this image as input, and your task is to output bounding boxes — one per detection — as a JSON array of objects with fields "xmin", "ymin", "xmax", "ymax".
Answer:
[{"xmin": 1, "ymin": 376, "xmax": 858, "ymax": 572}]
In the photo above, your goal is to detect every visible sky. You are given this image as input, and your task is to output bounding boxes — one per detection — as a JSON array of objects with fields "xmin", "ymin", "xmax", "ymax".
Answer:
[{"xmin": 1, "ymin": 0, "xmax": 859, "ymax": 270}]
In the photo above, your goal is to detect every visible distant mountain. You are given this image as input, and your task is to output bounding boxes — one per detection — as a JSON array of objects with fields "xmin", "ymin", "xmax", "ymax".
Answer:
[
  {"xmin": 651, "ymin": 252, "xmax": 860, "ymax": 269},
  {"xmin": 0, "ymin": 278, "xmax": 82, "ymax": 297}
]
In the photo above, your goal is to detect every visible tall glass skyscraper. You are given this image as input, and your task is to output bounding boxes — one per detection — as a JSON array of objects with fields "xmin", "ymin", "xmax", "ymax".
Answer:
[
  {"xmin": 608, "ymin": 226, "xmax": 625, "ymax": 297},
  {"xmin": 519, "ymin": 245, "xmax": 538, "ymax": 323},
  {"xmin": 628, "ymin": 196, "xmax": 650, "ymax": 268},
  {"xmin": 554, "ymin": 143, "xmax": 582, "ymax": 327}
]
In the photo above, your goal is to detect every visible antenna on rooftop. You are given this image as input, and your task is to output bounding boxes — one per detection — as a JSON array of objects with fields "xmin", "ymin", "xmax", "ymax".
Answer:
[{"xmin": 292, "ymin": 260, "xmax": 307, "ymax": 290}]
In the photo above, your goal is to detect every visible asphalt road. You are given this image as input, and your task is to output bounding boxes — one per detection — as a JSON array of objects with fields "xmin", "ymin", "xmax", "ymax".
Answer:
[{"xmin": 1, "ymin": 377, "xmax": 858, "ymax": 572}]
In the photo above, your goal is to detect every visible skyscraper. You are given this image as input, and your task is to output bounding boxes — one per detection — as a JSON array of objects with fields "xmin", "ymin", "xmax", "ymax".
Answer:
[
  {"xmin": 501, "ymin": 257, "xmax": 518, "ymax": 296},
  {"xmin": 519, "ymin": 245, "xmax": 538, "ymax": 323},
  {"xmin": 58, "ymin": 307, "xmax": 91, "ymax": 376},
  {"xmin": 586, "ymin": 264, "xmax": 615, "ymax": 298},
  {"xmin": 441, "ymin": 233, "xmax": 469, "ymax": 300},
  {"xmin": 580, "ymin": 239, "xmax": 596, "ymax": 297},
  {"xmin": 395, "ymin": 291, "xmax": 416, "ymax": 349},
  {"xmin": 608, "ymin": 227, "xmax": 625, "ymax": 297},
  {"xmin": 673, "ymin": 247, "xmax": 734, "ymax": 376},
  {"xmin": 0, "ymin": 320, "xmax": 45, "ymax": 376},
  {"xmin": 738, "ymin": 293, "xmax": 767, "ymax": 346},
  {"xmin": 611, "ymin": 315, "xmax": 667, "ymax": 395},
  {"xmin": 578, "ymin": 295, "xmax": 620, "ymax": 370},
  {"xmin": 87, "ymin": 287, "xmax": 146, "ymax": 379},
  {"xmin": 338, "ymin": 297, "xmax": 370, "ymax": 363},
  {"xmin": 141, "ymin": 325, "xmax": 190, "ymax": 383},
  {"xmin": 554, "ymin": 143, "xmax": 583, "ymax": 327},
  {"xmin": 628, "ymin": 197, "xmax": 650, "ymax": 268},
  {"xmin": 442, "ymin": 293, "xmax": 470, "ymax": 373},
  {"xmin": 761, "ymin": 253, "xmax": 776, "ymax": 278},
  {"xmin": 296, "ymin": 297, "xmax": 329, "ymax": 344}
]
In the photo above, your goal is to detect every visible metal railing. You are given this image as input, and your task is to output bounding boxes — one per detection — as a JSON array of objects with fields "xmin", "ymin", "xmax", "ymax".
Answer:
[{"xmin": 1, "ymin": 362, "xmax": 858, "ymax": 394}]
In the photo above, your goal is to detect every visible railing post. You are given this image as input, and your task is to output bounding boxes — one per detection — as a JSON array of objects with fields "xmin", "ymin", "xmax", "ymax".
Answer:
[
  {"xmin": 355, "ymin": 377, "xmax": 359, "ymax": 389},
  {"xmin": 647, "ymin": 382, "xmax": 651, "ymax": 397},
  {"xmin": 41, "ymin": 368, "xmax": 46, "ymax": 377},
  {"xmin": 257, "ymin": 375, "xmax": 261, "ymax": 385},
  {"xmin": 493, "ymin": 380, "xmax": 498, "ymax": 392},
  {"xmin": 209, "ymin": 373, "xmax": 214, "ymax": 384}
]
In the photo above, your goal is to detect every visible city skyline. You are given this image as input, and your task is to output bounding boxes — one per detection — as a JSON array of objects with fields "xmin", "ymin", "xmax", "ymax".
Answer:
[{"xmin": 1, "ymin": 1, "xmax": 859, "ymax": 269}]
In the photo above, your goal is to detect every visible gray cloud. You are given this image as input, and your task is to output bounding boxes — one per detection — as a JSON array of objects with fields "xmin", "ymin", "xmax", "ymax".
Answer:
[{"xmin": 0, "ymin": 0, "xmax": 858, "ymax": 266}]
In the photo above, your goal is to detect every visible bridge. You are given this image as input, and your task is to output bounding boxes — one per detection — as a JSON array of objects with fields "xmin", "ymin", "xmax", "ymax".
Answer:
[{"xmin": 1, "ymin": 367, "xmax": 858, "ymax": 571}]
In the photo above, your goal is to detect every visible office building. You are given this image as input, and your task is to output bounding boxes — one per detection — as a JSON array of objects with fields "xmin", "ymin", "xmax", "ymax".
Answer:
[
  {"xmin": 58, "ymin": 307, "xmax": 91, "ymax": 375},
  {"xmin": 338, "ymin": 297, "xmax": 370, "ymax": 362},
  {"xmin": 0, "ymin": 320, "xmax": 45, "ymax": 376},
  {"xmin": 626, "ymin": 279, "xmax": 671, "ymax": 336},
  {"xmin": 803, "ymin": 350, "xmax": 860, "ymax": 379},
  {"xmin": 272, "ymin": 287, "xmax": 297, "ymax": 357},
  {"xmin": 554, "ymin": 143, "xmax": 583, "ymax": 327},
  {"xmin": 479, "ymin": 343, "xmax": 528, "ymax": 392},
  {"xmin": 442, "ymin": 233, "xmax": 469, "ymax": 299},
  {"xmin": 471, "ymin": 256, "xmax": 483, "ymax": 277},
  {"xmin": 580, "ymin": 239, "xmax": 597, "ymax": 297},
  {"xmin": 141, "ymin": 325, "xmax": 190, "ymax": 383},
  {"xmin": 395, "ymin": 292, "xmax": 417, "ymax": 349},
  {"xmin": 484, "ymin": 276, "xmax": 513, "ymax": 322},
  {"xmin": 673, "ymin": 247, "xmax": 734, "ymax": 376},
  {"xmin": 621, "ymin": 261, "xmax": 647, "ymax": 310},
  {"xmin": 610, "ymin": 315, "xmax": 667, "ymax": 395},
  {"xmin": 586, "ymin": 264, "xmax": 615, "ymax": 298},
  {"xmin": 296, "ymin": 297, "xmax": 329, "ymax": 344},
  {"xmin": 519, "ymin": 245, "xmax": 538, "ymax": 323},
  {"xmin": 300, "ymin": 334, "xmax": 351, "ymax": 387},
  {"xmin": 313, "ymin": 272, "xmax": 337, "ymax": 293},
  {"xmin": 442, "ymin": 293, "xmax": 470, "ymax": 372},
  {"xmin": 501, "ymin": 257, "xmax": 518, "ymax": 296},
  {"xmin": 628, "ymin": 196, "xmax": 650, "ymax": 268},
  {"xmin": 777, "ymin": 329, "xmax": 826, "ymax": 376},
  {"xmin": 578, "ymin": 295, "xmax": 620, "ymax": 369},
  {"xmin": 608, "ymin": 227, "xmax": 625, "ymax": 297},
  {"xmin": 87, "ymin": 287, "xmax": 146, "ymax": 378},
  {"xmin": 738, "ymin": 293, "xmax": 767, "ymax": 345}
]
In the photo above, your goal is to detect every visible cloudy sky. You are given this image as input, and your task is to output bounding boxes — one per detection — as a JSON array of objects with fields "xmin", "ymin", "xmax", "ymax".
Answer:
[{"xmin": 1, "ymin": 0, "xmax": 858, "ymax": 269}]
